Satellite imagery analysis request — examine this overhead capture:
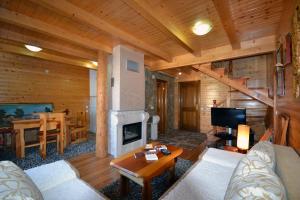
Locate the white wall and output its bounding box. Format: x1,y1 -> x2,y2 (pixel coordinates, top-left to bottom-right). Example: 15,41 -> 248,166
89,55 -> 112,133
89,69 -> 97,133
111,45 -> 145,111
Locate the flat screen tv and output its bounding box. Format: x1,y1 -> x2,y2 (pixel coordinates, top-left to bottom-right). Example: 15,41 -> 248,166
211,107 -> 246,129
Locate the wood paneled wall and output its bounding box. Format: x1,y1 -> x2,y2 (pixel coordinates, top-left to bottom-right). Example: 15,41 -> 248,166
176,72 -> 230,133
276,3 -> 300,152
0,52 -> 89,119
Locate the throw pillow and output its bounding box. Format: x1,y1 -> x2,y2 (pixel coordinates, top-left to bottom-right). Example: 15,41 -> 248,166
247,141 -> 276,170
0,161 -> 44,200
225,157 -> 286,200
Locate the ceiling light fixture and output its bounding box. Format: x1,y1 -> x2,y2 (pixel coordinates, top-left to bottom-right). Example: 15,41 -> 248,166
192,21 -> 212,36
178,72 -> 182,75
91,61 -> 98,66
24,44 -> 42,52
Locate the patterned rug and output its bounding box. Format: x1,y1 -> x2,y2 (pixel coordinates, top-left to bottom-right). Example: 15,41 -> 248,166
100,158 -> 192,200
155,130 -> 207,150
0,137 -> 95,170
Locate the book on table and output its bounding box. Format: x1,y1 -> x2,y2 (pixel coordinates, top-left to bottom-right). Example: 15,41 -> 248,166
134,152 -> 145,159
145,153 -> 158,161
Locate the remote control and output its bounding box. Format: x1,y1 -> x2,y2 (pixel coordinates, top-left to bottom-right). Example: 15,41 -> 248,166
161,149 -> 171,155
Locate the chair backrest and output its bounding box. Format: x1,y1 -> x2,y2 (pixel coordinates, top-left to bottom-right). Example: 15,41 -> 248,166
260,128 -> 273,142
277,114 -> 290,145
39,113 -> 65,133
75,111 -> 87,127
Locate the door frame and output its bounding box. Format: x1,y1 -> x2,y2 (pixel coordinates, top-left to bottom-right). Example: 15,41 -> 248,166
156,79 -> 168,134
179,80 -> 200,132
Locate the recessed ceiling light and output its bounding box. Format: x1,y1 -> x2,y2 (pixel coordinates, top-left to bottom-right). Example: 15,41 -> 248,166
178,72 -> 182,75
192,21 -> 212,36
24,44 -> 42,52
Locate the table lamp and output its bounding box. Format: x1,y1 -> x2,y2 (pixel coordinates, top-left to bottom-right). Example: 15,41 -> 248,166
237,124 -> 250,152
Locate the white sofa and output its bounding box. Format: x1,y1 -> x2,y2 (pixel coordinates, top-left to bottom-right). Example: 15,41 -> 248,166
160,144 -> 300,200
0,160 -> 107,200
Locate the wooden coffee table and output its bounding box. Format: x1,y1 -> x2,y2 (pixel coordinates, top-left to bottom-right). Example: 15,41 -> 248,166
110,144 -> 183,200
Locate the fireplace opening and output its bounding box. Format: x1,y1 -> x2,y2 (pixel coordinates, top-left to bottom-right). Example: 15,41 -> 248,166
122,122 -> 142,145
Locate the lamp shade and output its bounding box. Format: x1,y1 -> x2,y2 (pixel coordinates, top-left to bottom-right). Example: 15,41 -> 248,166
237,124 -> 250,150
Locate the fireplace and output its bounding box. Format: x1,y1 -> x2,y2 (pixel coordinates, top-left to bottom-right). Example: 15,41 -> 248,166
122,122 -> 142,145
109,110 -> 149,157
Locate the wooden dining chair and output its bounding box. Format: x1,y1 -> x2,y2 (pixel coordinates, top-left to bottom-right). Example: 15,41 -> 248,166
39,113 -> 65,159
276,113 -> 290,145
259,128 -> 273,142
69,112 -> 88,144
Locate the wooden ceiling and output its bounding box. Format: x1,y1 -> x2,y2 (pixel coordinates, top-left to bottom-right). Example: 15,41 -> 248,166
0,0 -> 291,70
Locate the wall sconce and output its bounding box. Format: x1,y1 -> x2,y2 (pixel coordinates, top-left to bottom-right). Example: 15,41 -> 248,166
237,124 -> 250,151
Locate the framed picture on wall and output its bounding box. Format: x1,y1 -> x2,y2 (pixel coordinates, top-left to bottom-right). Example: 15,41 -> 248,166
285,33 -> 292,65
276,65 -> 285,96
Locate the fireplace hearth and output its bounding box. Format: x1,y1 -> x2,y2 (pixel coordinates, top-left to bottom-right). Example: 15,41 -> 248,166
123,122 -> 142,145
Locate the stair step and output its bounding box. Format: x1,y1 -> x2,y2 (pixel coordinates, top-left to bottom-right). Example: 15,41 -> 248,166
213,68 -> 225,76
195,64 -> 274,107
231,77 -> 250,86
252,88 -> 269,96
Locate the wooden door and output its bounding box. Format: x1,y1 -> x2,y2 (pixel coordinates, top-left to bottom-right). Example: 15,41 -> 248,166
156,79 -> 167,134
179,81 -> 200,131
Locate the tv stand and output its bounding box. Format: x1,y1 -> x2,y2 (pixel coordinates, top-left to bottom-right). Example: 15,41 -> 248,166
214,132 -> 237,140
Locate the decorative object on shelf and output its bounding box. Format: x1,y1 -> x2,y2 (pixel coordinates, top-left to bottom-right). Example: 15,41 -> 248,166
237,124 -> 250,151
276,44 -> 283,66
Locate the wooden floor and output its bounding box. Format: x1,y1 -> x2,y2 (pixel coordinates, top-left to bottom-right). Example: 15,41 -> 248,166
68,141 -> 206,190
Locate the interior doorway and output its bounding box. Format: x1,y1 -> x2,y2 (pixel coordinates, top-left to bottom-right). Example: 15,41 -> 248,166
156,79 -> 168,134
179,81 -> 200,131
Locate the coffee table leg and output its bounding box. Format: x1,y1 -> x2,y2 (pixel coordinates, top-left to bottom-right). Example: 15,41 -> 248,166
120,175 -> 128,197
169,164 -> 176,183
142,180 -> 152,200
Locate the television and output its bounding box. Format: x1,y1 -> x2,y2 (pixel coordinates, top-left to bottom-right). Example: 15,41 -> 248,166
211,107 -> 246,129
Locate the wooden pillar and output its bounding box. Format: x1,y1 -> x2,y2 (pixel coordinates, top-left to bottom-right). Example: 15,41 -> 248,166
96,51 -> 108,158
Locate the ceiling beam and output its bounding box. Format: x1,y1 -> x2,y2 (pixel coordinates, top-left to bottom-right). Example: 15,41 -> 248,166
0,42 -> 96,69
30,0 -> 172,62
150,36 -> 276,71
122,0 -> 195,54
212,0 -> 240,49
0,8 -> 112,53
0,28 -> 98,61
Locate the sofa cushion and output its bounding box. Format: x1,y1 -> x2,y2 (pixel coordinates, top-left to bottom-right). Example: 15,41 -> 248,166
274,145 -> 300,199
25,160 -> 78,192
201,148 -> 245,168
247,141 -> 276,170
42,178 -> 106,200
161,160 -> 235,200
0,161 -> 44,200
224,156 -> 286,200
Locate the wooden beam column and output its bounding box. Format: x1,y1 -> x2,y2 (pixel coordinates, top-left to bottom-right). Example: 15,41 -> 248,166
96,51 -> 108,158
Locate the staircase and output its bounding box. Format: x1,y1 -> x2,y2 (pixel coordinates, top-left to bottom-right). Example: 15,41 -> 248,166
193,63 -> 274,107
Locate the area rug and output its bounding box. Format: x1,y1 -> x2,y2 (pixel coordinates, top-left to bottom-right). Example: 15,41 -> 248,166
0,137 -> 95,170
100,158 -> 192,200
155,130 -> 207,150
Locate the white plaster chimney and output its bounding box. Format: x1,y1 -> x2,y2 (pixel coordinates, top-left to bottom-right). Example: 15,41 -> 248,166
109,45 -> 149,157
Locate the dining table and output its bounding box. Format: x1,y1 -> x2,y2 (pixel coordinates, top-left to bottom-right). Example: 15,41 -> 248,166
12,116 -> 72,158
